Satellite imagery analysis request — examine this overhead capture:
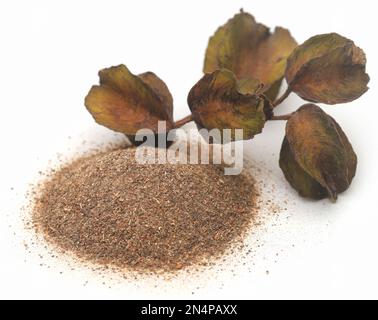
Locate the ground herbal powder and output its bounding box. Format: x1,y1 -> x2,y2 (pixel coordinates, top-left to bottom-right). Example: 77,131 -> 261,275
32,147 -> 258,273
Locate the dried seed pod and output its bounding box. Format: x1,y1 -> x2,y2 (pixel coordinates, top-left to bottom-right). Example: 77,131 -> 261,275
137,71 -> 174,118
85,65 -> 174,135
204,10 -> 297,100
285,33 -> 369,104
187,69 -> 272,142
279,137 -> 328,200
280,104 -> 357,201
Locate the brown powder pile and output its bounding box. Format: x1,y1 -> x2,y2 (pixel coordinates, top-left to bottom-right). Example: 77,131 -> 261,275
32,147 -> 258,273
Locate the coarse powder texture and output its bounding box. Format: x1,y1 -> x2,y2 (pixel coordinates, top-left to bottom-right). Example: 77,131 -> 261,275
32,147 -> 258,273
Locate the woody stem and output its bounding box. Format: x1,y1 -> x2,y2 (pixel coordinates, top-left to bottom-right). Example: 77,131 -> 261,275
272,87 -> 292,108
270,112 -> 294,121
173,114 -> 194,128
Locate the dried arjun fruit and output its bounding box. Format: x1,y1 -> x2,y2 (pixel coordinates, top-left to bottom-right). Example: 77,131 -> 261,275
85,65 -> 174,135
81,11 -> 368,203
280,137 -> 328,200
285,33 -> 369,104
280,104 -> 357,201
204,10 -> 297,100
188,69 -> 271,141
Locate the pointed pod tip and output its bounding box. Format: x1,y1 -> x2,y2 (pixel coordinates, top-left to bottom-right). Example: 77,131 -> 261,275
326,186 -> 338,203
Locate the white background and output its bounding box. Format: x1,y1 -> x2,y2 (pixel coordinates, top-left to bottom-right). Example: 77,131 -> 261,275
0,0 -> 377,299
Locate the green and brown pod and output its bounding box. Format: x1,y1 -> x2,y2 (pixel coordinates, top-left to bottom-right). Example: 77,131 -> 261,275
279,104 -> 357,201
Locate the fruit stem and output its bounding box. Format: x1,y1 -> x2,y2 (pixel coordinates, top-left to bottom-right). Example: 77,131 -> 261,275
270,112 -> 294,121
272,87 -> 292,108
173,114 -> 194,128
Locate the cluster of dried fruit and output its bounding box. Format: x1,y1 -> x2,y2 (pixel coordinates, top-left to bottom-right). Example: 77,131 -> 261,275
85,10 -> 369,202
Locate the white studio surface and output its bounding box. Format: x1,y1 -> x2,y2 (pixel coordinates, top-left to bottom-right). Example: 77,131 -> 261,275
0,0 -> 377,299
